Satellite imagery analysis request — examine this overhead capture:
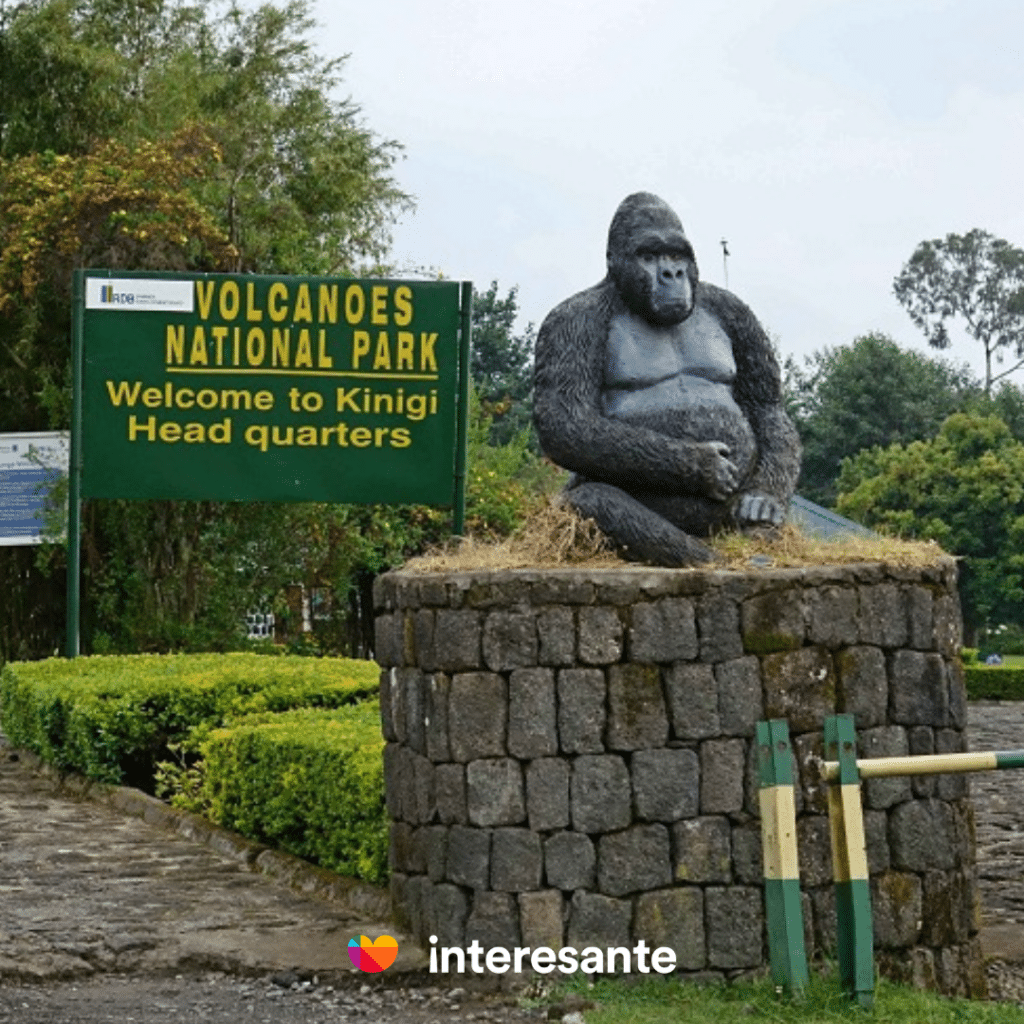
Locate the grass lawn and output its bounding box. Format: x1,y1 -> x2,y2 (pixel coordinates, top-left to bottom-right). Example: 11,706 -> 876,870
542,971 -> 1024,1024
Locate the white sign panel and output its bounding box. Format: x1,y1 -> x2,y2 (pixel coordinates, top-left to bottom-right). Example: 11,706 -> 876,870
0,432 -> 69,546
85,277 -> 194,312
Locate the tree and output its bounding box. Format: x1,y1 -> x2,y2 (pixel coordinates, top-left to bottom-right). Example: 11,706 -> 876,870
471,282 -> 535,446
787,333 -> 978,507
836,413 -> 1024,643
893,229 -> 1024,396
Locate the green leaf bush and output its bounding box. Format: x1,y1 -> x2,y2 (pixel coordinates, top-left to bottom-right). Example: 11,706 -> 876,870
0,653 -> 379,789
964,664 -> 1024,701
198,704 -> 387,884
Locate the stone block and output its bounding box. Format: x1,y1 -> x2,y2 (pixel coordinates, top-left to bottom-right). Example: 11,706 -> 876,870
566,891 -> 631,951
665,663 -> 719,740
606,663 -> 668,750
519,890 -> 564,950
410,752 -> 435,824
872,872 -> 922,949
597,824 -> 672,896
448,672 -> 507,761
906,585 -> 935,649
389,821 -> 418,873
699,739 -> 745,816
557,668 -> 606,754
632,747 -> 699,822
425,672 -> 451,762
909,725 -> 936,798
715,656 -> 763,736
404,874 -> 431,940
434,609 -> 482,671
571,755 -> 631,833
730,823 -> 762,885
836,645 -> 888,728
805,585 -> 859,648
795,815 -> 833,888
697,591 -> 743,662
947,659 -> 968,728
865,809 -> 891,874
705,887 -> 763,968
890,650 -> 949,727
526,758 -> 570,832
936,729 -> 969,800
429,883 -> 469,947
383,742 -> 404,819
634,888 -> 706,970
741,588 -> 805,654
860,726 -> 911,809
467,758 -> 526,827
447,824 -> 490,889
537,606 -> 576,666
922,870 -> 975,946
890,799 -> 958,872
374,612 -> 401,670
483,610 -> 538,671
673,816 -> 731,883
762,646 -> 836,733
491,828 -> 543,892
577,606 -> 623,664
859,583 -> 908,647
544,831 -> 596,890
434,763 -> 467,824
508,668 -> 557,759
466,891 -> 520,950
414,609 -> 437,671
933,591 -> 963,655
629,598 -> 697,662
425,825 -> 448,882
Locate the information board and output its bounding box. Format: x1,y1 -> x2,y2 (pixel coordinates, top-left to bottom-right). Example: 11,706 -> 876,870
0,432 -> 69,546
76,271 -> 469,505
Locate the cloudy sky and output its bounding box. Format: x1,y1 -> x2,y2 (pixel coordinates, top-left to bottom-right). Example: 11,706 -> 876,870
309,0 -> 1024,380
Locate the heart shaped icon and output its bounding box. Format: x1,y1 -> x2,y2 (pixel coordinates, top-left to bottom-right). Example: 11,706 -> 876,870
348,934 -> 399,973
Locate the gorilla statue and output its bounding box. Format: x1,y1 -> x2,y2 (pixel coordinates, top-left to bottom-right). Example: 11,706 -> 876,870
533,192 -> 801,566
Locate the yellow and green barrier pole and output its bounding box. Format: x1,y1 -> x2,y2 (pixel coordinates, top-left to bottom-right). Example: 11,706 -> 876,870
824,714 -> 874,1010
818,747 -> 1024,781
757,719 -> 809,997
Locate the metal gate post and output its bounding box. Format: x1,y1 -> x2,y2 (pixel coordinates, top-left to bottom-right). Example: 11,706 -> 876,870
757,719 -> 809,997
824,714 -> 874,1009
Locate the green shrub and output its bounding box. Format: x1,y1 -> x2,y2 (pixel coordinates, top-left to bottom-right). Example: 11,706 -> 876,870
961,647 -> 979,665
0,653 -> 379,789
198,704 -> 387,884
964,664 -> 1024,701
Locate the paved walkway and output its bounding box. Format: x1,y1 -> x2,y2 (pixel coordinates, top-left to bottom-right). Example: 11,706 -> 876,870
966,701 -> 1024,964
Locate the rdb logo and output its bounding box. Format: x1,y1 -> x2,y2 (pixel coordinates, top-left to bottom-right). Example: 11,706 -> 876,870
101,286 -> 136,305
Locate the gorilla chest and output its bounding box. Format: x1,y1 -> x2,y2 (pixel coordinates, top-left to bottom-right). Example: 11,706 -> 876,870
602,307 -> 739,421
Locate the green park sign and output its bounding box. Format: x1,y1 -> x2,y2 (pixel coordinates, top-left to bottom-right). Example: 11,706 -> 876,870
74,270 -> 470,505
67,269 -> 472,654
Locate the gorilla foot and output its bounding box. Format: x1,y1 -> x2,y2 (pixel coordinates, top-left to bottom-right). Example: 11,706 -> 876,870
563,483 -> 718,568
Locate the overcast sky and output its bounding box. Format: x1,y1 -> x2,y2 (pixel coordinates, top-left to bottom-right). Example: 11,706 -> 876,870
308,0 -> 1024,381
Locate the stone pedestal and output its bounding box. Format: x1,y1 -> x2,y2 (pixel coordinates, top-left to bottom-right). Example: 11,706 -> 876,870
373,559 -> 983,995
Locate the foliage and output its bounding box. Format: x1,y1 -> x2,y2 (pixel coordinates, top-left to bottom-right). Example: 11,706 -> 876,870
963,664 -> 1024,701
553,970 -> 1023,1023
471,281 -> 535,446
786,333 -> 978,507
894,228 -> 1024,396
836,414 -> 1024,641
0,652 -> 378,787
189,703 -> 387,884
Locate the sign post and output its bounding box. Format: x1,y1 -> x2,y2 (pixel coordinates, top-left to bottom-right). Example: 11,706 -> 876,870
68,269 -> 471,656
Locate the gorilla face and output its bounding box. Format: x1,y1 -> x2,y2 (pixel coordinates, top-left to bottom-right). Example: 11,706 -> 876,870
607,193 -> 698,327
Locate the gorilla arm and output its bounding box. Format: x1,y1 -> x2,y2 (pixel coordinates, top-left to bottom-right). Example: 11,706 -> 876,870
533,281 -> 738,500
701,284 -> 801,525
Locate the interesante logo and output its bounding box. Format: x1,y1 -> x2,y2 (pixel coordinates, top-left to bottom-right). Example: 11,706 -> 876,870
348,934 -> 399,973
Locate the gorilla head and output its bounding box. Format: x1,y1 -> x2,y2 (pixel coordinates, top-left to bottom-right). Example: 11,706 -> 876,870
606,192 -> 698,327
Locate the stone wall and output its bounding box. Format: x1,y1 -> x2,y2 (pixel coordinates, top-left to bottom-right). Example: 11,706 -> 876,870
373,559 -> 983,995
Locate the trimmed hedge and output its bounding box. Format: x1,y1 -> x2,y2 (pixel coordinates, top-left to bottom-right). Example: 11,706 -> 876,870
0,653 -> 379,789
964,664 -> 1024,701
198,704 -> 387,885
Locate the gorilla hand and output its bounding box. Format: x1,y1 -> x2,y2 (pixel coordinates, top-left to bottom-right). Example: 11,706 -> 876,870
696,441 -> 739,501
736,492 -> 785,528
